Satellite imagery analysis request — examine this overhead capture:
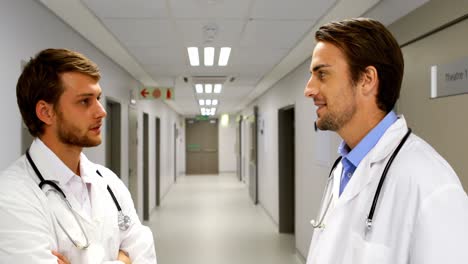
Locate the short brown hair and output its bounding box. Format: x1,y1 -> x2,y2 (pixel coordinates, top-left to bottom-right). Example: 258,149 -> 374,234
315,18 -> 404,112
17,48 -> 101,137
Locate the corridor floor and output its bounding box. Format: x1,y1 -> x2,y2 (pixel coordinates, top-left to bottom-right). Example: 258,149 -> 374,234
146,173 -> 302,264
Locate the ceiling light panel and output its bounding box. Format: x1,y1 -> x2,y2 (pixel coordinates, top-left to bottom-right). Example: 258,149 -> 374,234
204,47 -> 214,66
187,47 -> 199,66
218,47 -> 231,66
214,84 -> 222,93
205,84 -> 213,93
195,84 -> 203,93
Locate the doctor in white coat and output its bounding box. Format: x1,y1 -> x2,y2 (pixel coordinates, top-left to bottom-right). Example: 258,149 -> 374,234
304,18 -> 468,264
0,48 -> 157,263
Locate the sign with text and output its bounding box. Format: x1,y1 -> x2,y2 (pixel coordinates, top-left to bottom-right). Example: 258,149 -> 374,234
139,87 -> 174,100
431,57 -> 468,98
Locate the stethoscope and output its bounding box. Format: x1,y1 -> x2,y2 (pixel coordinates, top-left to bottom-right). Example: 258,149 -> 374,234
25,149 -> 131,249
311,128 -> 412,231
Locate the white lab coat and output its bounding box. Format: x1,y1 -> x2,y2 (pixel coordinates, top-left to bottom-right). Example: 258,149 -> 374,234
306,116 -> 468,264
0,139 -> 157,264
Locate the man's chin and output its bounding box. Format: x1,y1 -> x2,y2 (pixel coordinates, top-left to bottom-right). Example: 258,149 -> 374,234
80,137 -> 102,148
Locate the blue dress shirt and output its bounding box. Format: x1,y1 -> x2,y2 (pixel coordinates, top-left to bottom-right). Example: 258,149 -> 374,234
338,111 -> 398,196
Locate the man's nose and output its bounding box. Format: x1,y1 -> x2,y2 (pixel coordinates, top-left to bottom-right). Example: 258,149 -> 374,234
304,76 -> 319,98
95,100 -> 107,119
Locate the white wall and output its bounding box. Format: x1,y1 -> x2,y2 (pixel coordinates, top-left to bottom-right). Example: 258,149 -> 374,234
218,114 -> 237,173
0,0 -> 182,218
138,100 -> 184,212
389,0 -> 468,190
241,60 -> 341,257
240,0 -> 468,259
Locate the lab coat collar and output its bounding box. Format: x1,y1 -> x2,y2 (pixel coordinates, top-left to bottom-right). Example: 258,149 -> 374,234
335,115 -> 409,203
28,138 -> 98,223
28,138 -> 76,185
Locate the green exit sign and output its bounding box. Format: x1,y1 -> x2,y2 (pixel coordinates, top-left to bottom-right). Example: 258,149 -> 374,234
195,115 -> 209,121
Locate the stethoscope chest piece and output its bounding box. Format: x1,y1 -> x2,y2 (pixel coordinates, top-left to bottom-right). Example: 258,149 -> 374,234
118,212 -> 131,231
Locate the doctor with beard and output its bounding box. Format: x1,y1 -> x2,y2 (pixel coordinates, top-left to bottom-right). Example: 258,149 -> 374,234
0,48 -> 156,264
304,18 -> 468,264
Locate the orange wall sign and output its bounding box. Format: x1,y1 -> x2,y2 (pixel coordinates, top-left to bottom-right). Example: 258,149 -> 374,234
139,87 -> 174,100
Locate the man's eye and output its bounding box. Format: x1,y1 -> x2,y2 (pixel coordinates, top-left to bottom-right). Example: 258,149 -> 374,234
80,99 -> 89,105
318,71 -> 326,80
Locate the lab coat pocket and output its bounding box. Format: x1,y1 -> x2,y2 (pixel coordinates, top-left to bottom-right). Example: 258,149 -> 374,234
349,232 -> 390,264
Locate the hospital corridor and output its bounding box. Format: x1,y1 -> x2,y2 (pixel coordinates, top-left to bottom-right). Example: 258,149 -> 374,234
0,0 -> 468,263
146,174 -> 300,264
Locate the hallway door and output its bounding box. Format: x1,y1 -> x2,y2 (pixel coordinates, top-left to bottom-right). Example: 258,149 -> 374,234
236,116 -> 242,181
105,99 -> 121,177
278,106 -> 295,233
155,117 -> 161,206
186,119 -> 219,175
128,105 -> 139,212
249,106 -> 259,204
143,113 -> 149,221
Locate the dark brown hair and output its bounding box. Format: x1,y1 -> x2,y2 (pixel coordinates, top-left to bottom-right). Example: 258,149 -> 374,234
17,48 -> 101,136
315,18 -> 404,112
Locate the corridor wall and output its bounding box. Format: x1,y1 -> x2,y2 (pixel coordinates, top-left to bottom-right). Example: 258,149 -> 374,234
241,0 -> 468,259
0,0 -> 183,219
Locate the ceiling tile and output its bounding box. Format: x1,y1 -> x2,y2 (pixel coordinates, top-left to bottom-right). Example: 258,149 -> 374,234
103,18 -> 178,47
251,0 -> 336,20
82,0 -> 168,18
129,47 -> 186,65
176,19 -> 244,46
240,19 -> 312,49
169,0 -> 251,19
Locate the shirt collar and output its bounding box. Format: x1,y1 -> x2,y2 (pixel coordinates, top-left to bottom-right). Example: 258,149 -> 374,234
338,111 -> 398,168
28,138 -> 89,186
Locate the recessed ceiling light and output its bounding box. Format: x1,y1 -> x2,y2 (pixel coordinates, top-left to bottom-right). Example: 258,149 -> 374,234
218,47 -> 231,66
214,84 -> 222,93
187,47 -> 199,66
212,99 -> 218,105
204,47 -> 214,66
199,99 -> 205,106
206,99 -> 212,106
205,84 -> 213,93
195,84 -> 203,93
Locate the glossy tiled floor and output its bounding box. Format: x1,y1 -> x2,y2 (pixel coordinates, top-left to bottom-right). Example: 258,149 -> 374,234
146,173 -> 303,264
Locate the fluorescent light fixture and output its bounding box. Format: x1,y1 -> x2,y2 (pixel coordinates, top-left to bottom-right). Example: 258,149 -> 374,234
199,99 -> 205,106
221,114 -> 229,127
214,84 -> 222,93
212,99 -> 218,105
201,108 -> 207,115
187,47 -> 199,66
195,84 -> 203,93
204,47 -> 214,66
205,84 -> 213,93
211,107 -> 216,114
206,99 -> 212,106
218,47 -> 231,66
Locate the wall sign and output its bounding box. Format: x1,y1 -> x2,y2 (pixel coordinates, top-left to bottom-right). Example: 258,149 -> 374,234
431,57 -> 468,98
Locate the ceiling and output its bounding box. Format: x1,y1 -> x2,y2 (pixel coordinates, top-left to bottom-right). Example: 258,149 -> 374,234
39,0 -> 429,117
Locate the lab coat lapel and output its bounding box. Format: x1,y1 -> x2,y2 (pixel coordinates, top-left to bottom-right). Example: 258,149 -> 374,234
334,117 -> 409,205
28,139 -> 94,224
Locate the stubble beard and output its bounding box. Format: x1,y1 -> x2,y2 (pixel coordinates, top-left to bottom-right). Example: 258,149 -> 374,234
316,99 -> 357,132
56,111 -> 101,148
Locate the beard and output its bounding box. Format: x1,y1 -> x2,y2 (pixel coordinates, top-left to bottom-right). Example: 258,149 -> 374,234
316,99 -> 357,131
56,111 -> 101,147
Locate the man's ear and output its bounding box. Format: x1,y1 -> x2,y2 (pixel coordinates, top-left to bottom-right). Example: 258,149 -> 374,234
359,66 -> 379,97
35,100 -> 55,125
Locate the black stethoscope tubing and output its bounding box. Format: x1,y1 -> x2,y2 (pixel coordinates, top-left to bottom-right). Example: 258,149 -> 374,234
25,149 -> 124,219
329,128 -> 412,230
